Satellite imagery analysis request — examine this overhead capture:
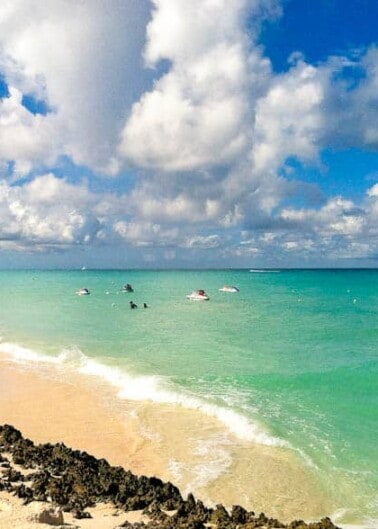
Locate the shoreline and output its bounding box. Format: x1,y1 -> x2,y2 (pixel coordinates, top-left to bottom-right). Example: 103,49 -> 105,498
0,423 -> 343,529
0,360 -> 164,479
0,357 -> 336,524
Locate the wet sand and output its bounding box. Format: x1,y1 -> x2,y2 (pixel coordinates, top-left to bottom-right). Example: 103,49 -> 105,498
0,358 -> 334,523
133,402 -> 334,520
0,360 -> 163,478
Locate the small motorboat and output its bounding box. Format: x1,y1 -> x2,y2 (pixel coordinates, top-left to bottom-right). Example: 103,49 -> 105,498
219,285 -> 239,293
76,287 -> 90,296
186,289 -> 210,301
121,283 -> 134,292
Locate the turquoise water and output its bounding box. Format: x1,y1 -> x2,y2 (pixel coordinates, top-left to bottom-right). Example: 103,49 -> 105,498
0,269 -> 377,525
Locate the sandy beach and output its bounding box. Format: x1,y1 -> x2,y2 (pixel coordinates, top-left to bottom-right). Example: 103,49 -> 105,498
0,493 -> 150,529
0,359 -> 163,477
0,357 -> 338,529
0,0 -> 377,523
0,360 -> 165,528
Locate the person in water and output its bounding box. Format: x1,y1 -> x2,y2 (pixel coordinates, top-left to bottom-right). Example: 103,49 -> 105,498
143,303 -> 148,308
130,301 -> 137,309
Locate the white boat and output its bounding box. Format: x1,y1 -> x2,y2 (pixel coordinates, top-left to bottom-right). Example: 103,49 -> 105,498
76,287 -> 90,296
186,289 -> 210,301
219,285 -> 239,293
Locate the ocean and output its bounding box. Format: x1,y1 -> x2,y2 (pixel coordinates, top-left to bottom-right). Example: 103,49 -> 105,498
0,269 -> 377,527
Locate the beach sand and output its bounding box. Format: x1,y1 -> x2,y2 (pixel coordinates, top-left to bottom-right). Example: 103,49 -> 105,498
0,360 -> 164,528
0,359 -> 169,478
0,493 -> 149,529
0,358 -> 335,526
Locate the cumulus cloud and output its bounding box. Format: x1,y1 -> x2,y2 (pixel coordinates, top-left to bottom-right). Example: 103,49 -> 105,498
322,46 -> 378,150
120,0 -> 273,171
280,197 -> 366,237
0,172 -> 215,255
119,1 -> 371,239
0,1 -> 377,265
252,60 -> 325,174
114,220 -> 179,247
257,194 -> 375,261
0,0 -> 151,174
183,234 -> 222,249
0,87 -> 59,177
0,174 -> 102,249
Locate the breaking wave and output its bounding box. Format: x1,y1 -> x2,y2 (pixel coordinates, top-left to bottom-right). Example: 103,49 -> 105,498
0,340 -> 287,448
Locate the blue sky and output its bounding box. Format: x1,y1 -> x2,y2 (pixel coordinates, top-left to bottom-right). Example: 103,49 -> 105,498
0,0 -> 377,268
263,0 -> 378,71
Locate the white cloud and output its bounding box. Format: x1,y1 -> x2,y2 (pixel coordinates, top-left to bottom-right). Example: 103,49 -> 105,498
0,2 -> 377,265
250,46 -> 376,165
367,183 -> 378,198
0,0 -> 151,174
183,235 -> 222,249
129,185 -> 223,224
114,220 -> 179,247
252,60 -> 325,174
119,0 -> 272,171
0,87 -> 59,177
280,197 -> 366,237
234,245 -> 260,256
0,174 -> 100,248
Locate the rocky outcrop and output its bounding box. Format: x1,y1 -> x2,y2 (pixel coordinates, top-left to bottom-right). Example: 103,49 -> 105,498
27,505 -> 64,526
0,424 -> 342,529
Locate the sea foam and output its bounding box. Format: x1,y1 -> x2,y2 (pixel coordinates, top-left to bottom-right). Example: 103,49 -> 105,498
0,340 -> 286,448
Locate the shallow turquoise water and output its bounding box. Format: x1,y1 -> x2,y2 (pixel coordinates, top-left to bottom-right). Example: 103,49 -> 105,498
0,269 -> 377,525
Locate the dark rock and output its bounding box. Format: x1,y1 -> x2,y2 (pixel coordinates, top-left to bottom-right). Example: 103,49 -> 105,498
0,424 -> 23,445
160,496 -> 182,511
194,499 -> 211,522
257,512 -> 269,524
308,518 -> 341,529
0,424 -> 341,529
288,521 -> 308,529
143,499 -> 162,516
267,518 -> 286,528
14,483 -> 34,504
210,504 -> 230,527
231,504 -> 248,524
142,499 -> 168,523
118,521 -> 147,528
186,493 -> 196,510
73,509 -> 92,519
4,467 -> 24,482
169,496 -> 210,529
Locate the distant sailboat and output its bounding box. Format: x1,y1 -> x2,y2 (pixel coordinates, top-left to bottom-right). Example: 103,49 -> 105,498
81,266 -> 86,271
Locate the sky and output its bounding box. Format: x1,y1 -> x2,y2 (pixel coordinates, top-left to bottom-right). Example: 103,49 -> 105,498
0,0 -> 377,269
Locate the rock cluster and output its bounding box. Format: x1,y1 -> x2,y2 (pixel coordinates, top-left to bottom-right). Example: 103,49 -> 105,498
0,424 -> 341,529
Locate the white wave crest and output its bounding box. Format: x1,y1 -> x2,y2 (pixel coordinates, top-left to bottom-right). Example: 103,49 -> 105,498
0,342 -> 59,364
0,340 -> 287,448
